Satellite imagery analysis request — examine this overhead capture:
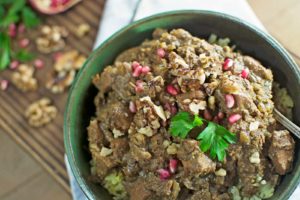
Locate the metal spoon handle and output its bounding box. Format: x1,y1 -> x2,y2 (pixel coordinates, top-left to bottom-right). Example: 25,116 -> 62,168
274,108 -> 300,139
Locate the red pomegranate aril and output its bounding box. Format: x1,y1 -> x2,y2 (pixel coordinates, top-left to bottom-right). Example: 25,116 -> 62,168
0,80 -> 9,91
217,112 -> 225,119
8,24 -> 17,37
19,38 -> 30,48
132,65 -> 143,77
166,84 -> 178,96
241,69 -> 249,79
34,59 -> 44,69
223,58 -> 234,71
157,48 -> 166,58
141,66 -> 151,74
61,0 -> 70,4
129,101 -> 137,113
170,105 -> 178,115
213,116 -> 219,123
131,61 -> 140,70
204,109 -> 212,121
51,0 -> 69,7
169,159 -> 178,173
157,169 -> 171,180
228,114 -> 242,124
53,52 -> 63,61
10,60 -> 19,70
225,94 -> 235,108
18,24 -> 26,34
135,80 -> 144,93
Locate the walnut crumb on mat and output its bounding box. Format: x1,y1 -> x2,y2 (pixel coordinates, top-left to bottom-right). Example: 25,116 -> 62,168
25,98 -> 57,127
11,64 -> 38,92
46,50 -> 86,93
36,25 -> 68,53
76,23 -> 91,38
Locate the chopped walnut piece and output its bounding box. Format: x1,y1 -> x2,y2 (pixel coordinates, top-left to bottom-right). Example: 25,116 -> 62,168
36,25 -> 68,53
100,147 -> 113,157
189,100 -> 207,115
11,64 -> 38,92
76,23 -> 91,38
25,98 -> 57,127
140,96 -> 166,121
46,50 -> 87,93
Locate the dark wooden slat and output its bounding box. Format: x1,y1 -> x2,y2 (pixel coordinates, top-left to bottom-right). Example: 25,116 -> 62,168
0,0 -> 106,192
4,88 -> 65,151
0,95 -> 65,170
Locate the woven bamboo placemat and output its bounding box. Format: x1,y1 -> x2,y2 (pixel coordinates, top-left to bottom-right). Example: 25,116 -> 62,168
0,0 -> 106,193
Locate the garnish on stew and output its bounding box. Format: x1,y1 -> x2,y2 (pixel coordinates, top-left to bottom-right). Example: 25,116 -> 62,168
169,111 -> 236,162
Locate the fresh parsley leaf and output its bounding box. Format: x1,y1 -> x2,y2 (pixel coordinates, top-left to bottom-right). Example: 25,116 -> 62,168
170,112 -> 194,138
0,0 -> 25,27
169,112 -> 204,139
0,0 -> 14,5
0,32 -> 11,70
22,6 -> 40,28
193,115 -> 203,127
169,111 -> 237,162
0,14 -> 19,27
197,121 -> 216,152
12,49 -> 35,62
0,5 -> 4,18
7,0 -> 25,15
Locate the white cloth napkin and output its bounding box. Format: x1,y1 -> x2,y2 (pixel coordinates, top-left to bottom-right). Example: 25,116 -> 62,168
67,0 -> 300,199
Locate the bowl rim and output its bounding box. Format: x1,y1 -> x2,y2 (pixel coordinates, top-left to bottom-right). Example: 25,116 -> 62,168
64,10 -> 300,200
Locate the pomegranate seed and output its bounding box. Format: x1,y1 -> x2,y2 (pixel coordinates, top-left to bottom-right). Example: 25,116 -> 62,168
8,24 -> 17,37
241,68 -> 249,79
223,58 -> 234,71
166,84 -> 178,96
170,105 -> 178,115
34,59 -> 44,69
18,24 -> 26,34
19,38 -> 30,48
53,52 -> 63,61
213,116 -> 219,123
10,60 -> 19,70
217,112 -> 224,119
157,48 -> 166,58
61,0 -> 70,5
164,103 -> 171,111
165,103 -> 178,116
129,101 -> 136,113
228,114 -> 242,124
132,65 -> 143,77
225,94 -> 235,108
1,80 -> 9,91
131,61 -> 140,70
157,169 -> 171,180
135,80 -> 144,93
203,109 -> 212,121
141,66 -> 151,74
51,0 -> 61,7
169,159 -> 178,173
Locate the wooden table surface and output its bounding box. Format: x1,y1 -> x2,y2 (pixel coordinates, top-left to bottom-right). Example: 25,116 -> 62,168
0,0 -> 299,197
0,0 -> 106,193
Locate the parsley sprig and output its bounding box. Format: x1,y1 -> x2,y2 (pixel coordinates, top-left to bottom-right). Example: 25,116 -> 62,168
0,0 -> 40,70
169,111 -> 236,162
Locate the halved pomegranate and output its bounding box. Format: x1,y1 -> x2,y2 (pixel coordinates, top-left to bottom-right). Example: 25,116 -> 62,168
29,0 -> 82,15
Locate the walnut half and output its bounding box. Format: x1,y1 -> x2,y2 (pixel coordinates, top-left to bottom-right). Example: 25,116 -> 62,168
11,64 -> 38,92
46,50 -> 86,93
25,98 -> 57,127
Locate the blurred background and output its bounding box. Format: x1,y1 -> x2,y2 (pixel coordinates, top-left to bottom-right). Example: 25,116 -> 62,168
0,0 -> 299,200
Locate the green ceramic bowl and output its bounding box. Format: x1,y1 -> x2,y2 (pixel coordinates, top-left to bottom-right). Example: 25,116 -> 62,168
64,10 -> 300,200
